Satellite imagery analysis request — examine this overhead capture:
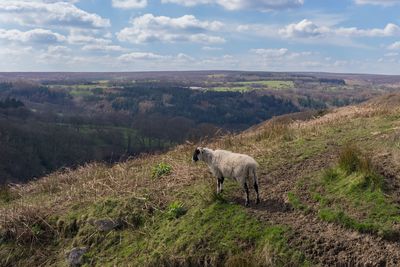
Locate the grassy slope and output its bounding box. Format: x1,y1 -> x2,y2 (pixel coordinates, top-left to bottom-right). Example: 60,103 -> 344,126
1,95 -> 400,266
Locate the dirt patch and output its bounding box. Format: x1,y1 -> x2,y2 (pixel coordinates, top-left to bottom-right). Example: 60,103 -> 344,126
373,151 -> 400,202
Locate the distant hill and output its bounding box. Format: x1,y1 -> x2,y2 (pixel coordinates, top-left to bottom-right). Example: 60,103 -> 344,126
2,93 -> 400,266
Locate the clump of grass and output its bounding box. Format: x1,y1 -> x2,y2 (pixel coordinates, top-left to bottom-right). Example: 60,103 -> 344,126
255,122 -> 294,142
151,162 -> 172,179
166,201 -> 187,219
338,144 -> 376,174
338,144 -> 361,174
337,144 -> 383,191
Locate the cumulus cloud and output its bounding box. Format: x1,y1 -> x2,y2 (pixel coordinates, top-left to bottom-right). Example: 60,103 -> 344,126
279,19 -> 400,39
112,0 -> 147,9
279,19 -> 328,38
161,0 -> 304,10
355,0 -> 400,6
0,28 -> 66,43
117,14 -> 225,44
0,1 -> 110,28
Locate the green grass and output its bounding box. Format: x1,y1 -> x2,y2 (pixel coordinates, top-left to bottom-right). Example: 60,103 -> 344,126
211,86 -> 253,92
70,89 -> 94,97
208,80 -> 294,93
1,181 -> 310,266
151,162 -> 172,179
318,208 -> 378,234
311,147 -> 400,239
287,192 -> 310,213
237,80 -> 294,89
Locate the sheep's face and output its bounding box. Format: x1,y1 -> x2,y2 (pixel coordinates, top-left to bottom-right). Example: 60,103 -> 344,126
192,147 -> 203,162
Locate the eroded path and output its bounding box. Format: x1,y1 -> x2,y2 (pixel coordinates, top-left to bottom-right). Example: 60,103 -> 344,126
244,150 -> 400,266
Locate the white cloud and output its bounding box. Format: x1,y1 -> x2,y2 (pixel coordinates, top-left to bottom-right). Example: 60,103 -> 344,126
335,23 -> 400,37
47,45 -> 71,54
0,1 -> 110,28
279,19 -> 328,38
388,41 -> 400,50
0,28 -> 66,43
67,30 -> 112,45
355,0 -> 400,6
119,52 -> 167,61
251,48 -> 289,57
112,0 -> 147,9
279,19 -> 400,39
161,0 -> 304,10
117,14 -> 225,44
82,44 -> 128,52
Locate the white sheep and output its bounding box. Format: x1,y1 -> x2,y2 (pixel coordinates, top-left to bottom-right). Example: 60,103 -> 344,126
192,147 -> 260,206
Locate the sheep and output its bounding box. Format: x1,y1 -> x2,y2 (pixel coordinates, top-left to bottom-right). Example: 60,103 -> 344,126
192,147 -> 260,206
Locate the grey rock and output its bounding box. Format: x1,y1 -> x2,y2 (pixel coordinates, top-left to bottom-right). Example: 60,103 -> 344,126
67,247 -> 87,267
91,218 -> 120,232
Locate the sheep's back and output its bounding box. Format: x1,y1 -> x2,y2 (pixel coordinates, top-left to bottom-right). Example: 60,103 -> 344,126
213,150 -> 258,179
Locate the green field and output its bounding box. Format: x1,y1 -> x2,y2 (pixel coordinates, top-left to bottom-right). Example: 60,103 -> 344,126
208,80 -> 294,92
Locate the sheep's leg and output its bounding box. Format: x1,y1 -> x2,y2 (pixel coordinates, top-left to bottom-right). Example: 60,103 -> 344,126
254,181 -> 260,204
251,169 -> 260,204
244,182 -> 250,206
218,176 -> 224,193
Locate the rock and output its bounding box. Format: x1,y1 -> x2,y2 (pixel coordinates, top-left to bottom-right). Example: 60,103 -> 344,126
67,247 -> 87,267
91,218 -> 120,232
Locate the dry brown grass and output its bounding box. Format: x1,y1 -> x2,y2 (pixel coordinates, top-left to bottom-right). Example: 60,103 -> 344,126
0,144 -> 210,245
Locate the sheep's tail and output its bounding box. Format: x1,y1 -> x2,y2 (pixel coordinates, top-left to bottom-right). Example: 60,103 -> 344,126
248,166 -> 258,186
252,168 -> 259,187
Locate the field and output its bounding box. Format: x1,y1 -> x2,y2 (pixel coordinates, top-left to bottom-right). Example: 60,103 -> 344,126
2,94 -> 400,266
208,80 -> 295,92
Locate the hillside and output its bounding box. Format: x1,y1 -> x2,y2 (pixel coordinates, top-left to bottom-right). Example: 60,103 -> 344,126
1,94 -> 400,266
1,71 -> 398,183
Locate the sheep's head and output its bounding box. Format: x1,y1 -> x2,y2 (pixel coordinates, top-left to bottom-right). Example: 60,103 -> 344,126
192,147 -> 203,162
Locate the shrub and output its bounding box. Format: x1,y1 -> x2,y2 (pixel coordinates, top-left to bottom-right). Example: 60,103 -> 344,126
166,201 -> 187,219
152,163 -> 172,179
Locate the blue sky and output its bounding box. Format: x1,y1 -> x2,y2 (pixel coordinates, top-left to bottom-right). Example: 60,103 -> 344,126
1,0 -> 400,74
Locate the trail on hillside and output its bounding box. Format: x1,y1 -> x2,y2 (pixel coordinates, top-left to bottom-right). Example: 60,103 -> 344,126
244,150 -> 400,267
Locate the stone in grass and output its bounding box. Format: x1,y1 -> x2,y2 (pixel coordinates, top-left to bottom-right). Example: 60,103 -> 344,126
89,218 -> 121,232
67,247 -> 87,267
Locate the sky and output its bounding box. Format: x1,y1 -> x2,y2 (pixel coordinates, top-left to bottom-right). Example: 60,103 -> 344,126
0,0 -> 400,74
